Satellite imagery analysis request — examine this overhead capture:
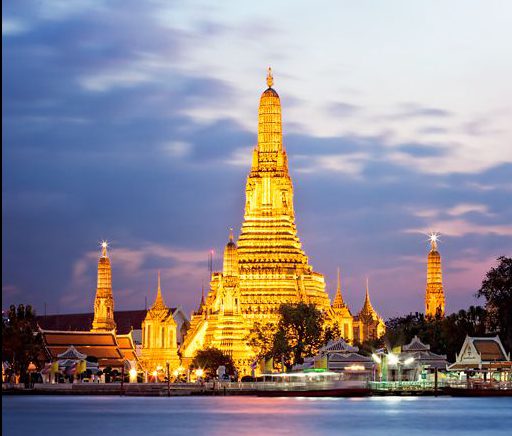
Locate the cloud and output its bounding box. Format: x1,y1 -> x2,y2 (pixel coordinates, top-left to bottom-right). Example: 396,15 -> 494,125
406,219 -> 512,237
295,153 -> 369,177
68,243 -> 209,311
2,284 -> 21,298
389,103 -> 452,120
446,203 -> 492,217
2,18 -> 30,36
327,102 -> 360,117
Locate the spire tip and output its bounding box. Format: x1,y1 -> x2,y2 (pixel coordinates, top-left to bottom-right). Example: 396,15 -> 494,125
266,66 -> 273,88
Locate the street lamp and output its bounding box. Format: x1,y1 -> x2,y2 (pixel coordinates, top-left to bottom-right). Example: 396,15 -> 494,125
129,368 -> 137,383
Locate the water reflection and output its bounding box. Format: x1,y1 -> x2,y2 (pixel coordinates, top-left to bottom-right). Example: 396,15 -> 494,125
3,396 -> 512,436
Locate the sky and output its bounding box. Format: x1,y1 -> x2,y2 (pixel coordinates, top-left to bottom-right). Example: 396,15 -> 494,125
3,0 -> 512,320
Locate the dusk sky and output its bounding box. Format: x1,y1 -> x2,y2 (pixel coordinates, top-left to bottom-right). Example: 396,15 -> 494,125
3,0 -> 512,320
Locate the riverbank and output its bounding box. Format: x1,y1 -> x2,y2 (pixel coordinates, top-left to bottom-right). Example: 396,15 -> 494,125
3,382 -> 511,397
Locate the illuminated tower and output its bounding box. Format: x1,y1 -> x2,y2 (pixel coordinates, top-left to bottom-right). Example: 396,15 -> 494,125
141,272 -> 180,372
425,233 -> 445,318
353,279 -> 385,342
91,242 -> 116,332
237,67 -> 331,312
181,69 -> 332,371
331,268 -> 353,342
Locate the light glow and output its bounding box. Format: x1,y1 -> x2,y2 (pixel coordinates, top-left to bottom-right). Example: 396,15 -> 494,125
371,353 -> 382,364
428,232 -> 441,246
404,357 -> 415,365
388,354 -> 399,365
345,364 -> 365,371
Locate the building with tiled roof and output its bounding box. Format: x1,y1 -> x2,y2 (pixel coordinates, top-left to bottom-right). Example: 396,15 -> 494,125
40,329 -> 138,369
296,338 -> 375,379
448,336 -> 511,372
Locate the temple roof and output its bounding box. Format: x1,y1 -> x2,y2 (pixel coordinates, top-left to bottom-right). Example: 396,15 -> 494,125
40,330 -> 125,363
320,337 -> 359,354
402,335 -> 431,352
358,279 -> 381,321
57,345 -> 87,360
36,309 -> 178,333
150,271 -> 168,312
332,268 -> 349,310
473,339 -> 508,361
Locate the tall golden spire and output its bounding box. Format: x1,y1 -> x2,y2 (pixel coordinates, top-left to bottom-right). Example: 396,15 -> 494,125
223,228 -> 239,277
152,270 -> 167,310
425,233 -> 445,318
360,278 -> 377,318
256,67 -> 284,161
266,66 -> 274,88
332,267 -> 346,309
181,69 -> 334,372
91,241 -> 116,332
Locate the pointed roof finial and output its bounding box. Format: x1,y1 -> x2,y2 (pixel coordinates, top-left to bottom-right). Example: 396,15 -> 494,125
429,232 -> 440,251
266,66 -> 273,88
229,227 -> 234,242
360,277 -> 377,318
100,240 -> 109,258
152,270 -> 167,310
332,267 -> 346,309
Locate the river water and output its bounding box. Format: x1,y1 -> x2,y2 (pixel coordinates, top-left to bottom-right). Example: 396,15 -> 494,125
3,395 -> 512,435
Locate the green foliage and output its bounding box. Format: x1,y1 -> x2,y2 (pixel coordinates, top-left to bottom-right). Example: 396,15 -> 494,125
384,306 -> 487,361
247,322 -> 278,361
476,256 -> 512,350
191,347 -> 236,378
2,304 -> 45,384
247,303 -> 336,371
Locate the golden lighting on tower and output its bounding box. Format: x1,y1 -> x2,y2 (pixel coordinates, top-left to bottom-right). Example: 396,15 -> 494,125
425,232 -> 445,318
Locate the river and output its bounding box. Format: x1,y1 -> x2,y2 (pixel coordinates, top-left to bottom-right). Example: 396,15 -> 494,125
3,395 -> 512,435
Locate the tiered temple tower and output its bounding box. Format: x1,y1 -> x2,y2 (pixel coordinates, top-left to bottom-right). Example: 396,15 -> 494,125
353,279 -> 385,342
141,272 -> 180,372
91,242 -> 116,332
331,268 -> 353,342
425,234 -> 445,318
181,69 -> 332,371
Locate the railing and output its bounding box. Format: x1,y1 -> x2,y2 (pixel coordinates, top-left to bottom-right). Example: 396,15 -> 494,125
368,381 -> 445,391
445,381 -> 512,390
205,380 -> 367,391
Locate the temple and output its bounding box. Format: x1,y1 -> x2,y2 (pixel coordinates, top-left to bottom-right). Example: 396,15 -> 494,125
37,70 -> 387,377
425,233 -> 445,318
352,279 -> 385,342
331,268 -> 353,342
181,69 -> 384,371
140,272 -> 180,372
91,242 -> 116,332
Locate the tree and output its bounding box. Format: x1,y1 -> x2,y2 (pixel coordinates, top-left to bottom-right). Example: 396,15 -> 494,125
383,307 -> 488,361
247,304 -> 343,371
246,322 -> 277,361
272,303 -> 326,370
477,256 -> 512,350
2,304 -> 45,385
191,347 -> 236,379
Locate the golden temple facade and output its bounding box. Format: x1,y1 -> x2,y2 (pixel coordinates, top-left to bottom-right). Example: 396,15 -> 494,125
425,234 -> 445,318
181,69 -> 384,371
140,272 -> 180,372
